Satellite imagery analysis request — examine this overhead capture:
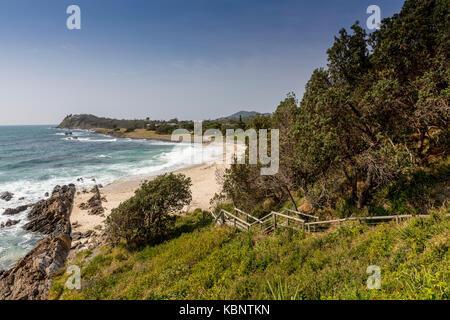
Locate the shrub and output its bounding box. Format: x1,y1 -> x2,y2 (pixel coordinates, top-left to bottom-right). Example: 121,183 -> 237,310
106,173 -> 192,247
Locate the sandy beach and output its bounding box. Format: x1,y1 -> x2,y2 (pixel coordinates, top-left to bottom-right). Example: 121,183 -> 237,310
70,141 -> 243,235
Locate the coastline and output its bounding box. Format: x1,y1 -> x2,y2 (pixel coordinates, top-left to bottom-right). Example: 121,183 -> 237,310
67,137 -> 244,256
70,159 -> 225,234
0,127 -> 239,299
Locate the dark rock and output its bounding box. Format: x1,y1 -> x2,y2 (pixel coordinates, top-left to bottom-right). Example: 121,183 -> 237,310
44,192 -> 49,197
3,204 -> 32,216
1,192 -> 14,202
86,185 -> 104,215
18,197 -> 25,201
72,232 -> 82,241
24,184 -> 75,236
78,202 -> 87,210
0,184 -> 75,300
83,230 -> 93,238
0,219 -> 21,228
88,206 -> 105,216
0,235 -> 71,300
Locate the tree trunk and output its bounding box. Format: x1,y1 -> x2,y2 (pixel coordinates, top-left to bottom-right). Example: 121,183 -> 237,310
285,186 -> 298,211
343,166 -> 358,205
351,168 -> 358,204
357,168 -> 373,209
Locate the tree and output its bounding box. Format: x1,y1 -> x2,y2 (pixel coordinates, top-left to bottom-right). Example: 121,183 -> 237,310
106,174 -> 192,247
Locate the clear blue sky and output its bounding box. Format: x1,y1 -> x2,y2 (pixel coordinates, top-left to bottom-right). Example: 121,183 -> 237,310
0,0 -> 405,125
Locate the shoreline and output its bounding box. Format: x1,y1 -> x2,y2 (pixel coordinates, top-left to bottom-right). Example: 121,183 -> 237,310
1,127 -> 244,274
70,159 -> 225,234
67,138 -> 244,256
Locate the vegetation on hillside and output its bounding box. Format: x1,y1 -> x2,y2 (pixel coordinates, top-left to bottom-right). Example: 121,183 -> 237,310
58,111 -> 266,135
51,0 -> 449,301
217,0 -> 449,217
51,206 -> 449,300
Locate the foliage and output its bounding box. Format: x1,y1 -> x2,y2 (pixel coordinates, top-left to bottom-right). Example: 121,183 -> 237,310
105,174 -> 192,247
219,0 -> 449,213
52,206 -> 449,300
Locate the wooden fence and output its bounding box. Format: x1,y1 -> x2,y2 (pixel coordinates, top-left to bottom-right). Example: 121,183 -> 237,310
210,208 -> 448,234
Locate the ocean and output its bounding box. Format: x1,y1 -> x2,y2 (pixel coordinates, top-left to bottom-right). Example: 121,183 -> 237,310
0,125 -> 221,270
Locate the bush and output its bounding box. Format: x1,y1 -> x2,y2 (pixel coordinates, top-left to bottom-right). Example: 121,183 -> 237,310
106,173 -> 192,247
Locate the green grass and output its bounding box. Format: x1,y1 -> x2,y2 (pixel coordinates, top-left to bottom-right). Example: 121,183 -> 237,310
50,207 -> 449,300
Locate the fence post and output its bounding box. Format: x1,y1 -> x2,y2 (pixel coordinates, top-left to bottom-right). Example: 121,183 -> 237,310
273,214 -> 277,229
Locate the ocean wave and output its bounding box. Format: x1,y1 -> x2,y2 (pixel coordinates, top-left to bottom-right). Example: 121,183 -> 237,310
62,137 -> 117,142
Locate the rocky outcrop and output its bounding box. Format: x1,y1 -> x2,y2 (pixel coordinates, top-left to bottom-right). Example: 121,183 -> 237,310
23,185 -> 75,236
0,184 -> 75,300
0,235 -> 71,300
79,185 -> 104,215
0,192 -> 14,202
0,219 -> 20,228
3,204 -> 32,216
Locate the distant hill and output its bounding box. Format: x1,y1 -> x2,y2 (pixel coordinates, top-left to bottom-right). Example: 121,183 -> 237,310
57,114 -> 150,130
220,111 -> 270,120
58,111 -> 270,130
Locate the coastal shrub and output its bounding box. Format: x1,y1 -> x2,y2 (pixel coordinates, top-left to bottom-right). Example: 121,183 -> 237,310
52,205 -> 449,300
105,173 -> 192,247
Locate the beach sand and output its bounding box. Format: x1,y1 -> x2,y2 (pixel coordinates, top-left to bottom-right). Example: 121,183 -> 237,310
70,148 -> 232,234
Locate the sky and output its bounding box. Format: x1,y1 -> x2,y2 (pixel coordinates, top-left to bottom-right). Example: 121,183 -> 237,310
0,0 -> 405,125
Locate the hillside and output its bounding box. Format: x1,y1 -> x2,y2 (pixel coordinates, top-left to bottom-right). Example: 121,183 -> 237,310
57,114 -> 151,130
220,111 -> 270,120
57,111 -> 266,131
50,206 -> 449,300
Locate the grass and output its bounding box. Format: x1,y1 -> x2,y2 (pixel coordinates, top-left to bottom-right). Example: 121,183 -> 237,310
95,128 -> 173,141
50,206 -> 449,300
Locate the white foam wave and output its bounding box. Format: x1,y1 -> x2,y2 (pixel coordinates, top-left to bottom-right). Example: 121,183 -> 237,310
62,137 -> 117,142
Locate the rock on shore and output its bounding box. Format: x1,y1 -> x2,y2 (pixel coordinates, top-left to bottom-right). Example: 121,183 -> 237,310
3,204 -> 33,216
0,192 -> 14,202
0,219 -> 20,228
79,185 -> 105,216
0,184 -> 75,300
23,185 -> 75,236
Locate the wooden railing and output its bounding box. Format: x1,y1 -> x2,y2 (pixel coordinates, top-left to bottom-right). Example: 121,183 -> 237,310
211,208 -> 262,231
210,208 -> 309,233
303,214 -> 450,233
210,207 -> 449,234
281,208 -> 319,221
